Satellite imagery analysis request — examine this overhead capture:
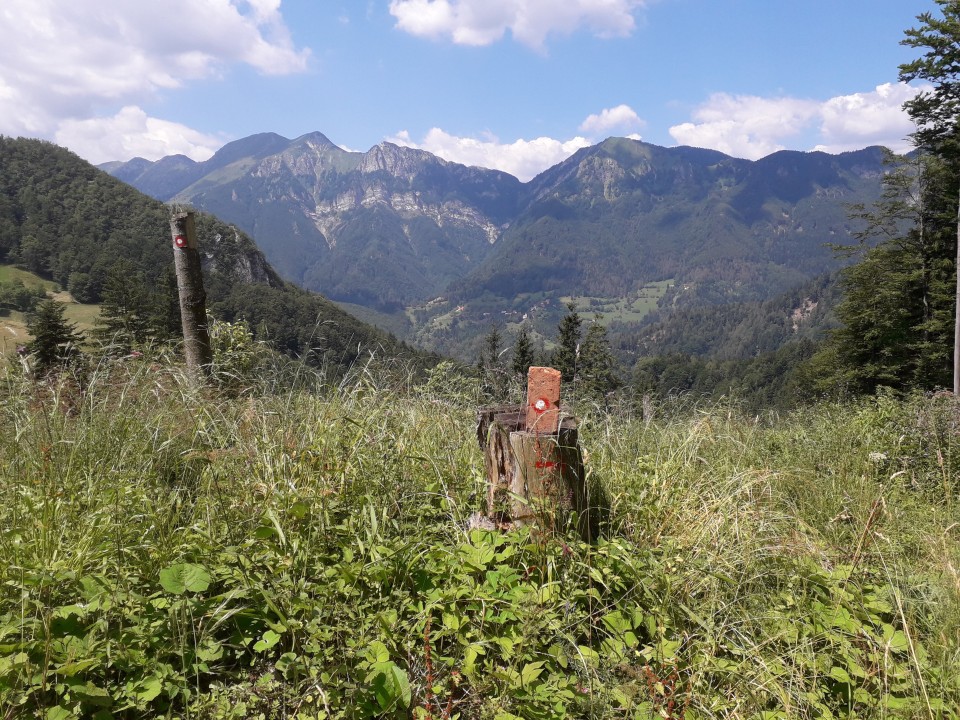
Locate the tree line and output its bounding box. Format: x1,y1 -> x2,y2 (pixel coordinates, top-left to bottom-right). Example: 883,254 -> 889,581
477,301 -> 618,406
806,0 -> 960,397
0,136 -> 427,378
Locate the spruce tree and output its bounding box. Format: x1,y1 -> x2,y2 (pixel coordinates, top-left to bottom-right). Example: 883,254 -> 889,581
900,1 -> 960,391
552,302 -> 581,384
512,323 -> 535,380
812,150 -> 955,393
479,324 -> 508,402
579,315 -> 618,401
26,299 -> 84,375
96,260 -> 155,352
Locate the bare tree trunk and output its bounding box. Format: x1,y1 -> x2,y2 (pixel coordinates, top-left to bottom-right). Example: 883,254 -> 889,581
955,185 -> 960,394
170,211 -> 212,379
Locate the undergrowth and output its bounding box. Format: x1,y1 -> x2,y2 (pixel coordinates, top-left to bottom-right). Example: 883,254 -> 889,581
1,357 -> 959,718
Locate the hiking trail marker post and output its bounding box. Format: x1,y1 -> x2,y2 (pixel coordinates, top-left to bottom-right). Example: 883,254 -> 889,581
477,366 -> 588,536
169,210 -> 212,379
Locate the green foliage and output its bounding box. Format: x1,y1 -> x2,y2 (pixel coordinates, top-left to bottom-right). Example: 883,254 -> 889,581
0,279 -> 45,313
579,315 -> 618,402
478,324 -> 510,403
511,323 -> 535,381
633,340 -> 821,412
811,151 -> 956,395
0,136 -> 426,377
552,302 -> 581,384
208,316 -> 264,392
26,299 -> 84,375
900,0 -> 960,154
95,259 -> 175,353
1,358 -> 959,718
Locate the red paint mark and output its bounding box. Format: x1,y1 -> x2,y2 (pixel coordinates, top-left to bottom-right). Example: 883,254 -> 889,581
174,235 -> 187,248
535,460 -> 566,471
531,397 -> 550,415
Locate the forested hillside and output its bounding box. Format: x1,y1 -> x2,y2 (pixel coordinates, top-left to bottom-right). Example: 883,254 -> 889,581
103,135 -> 887,366
0,136 -> 425,372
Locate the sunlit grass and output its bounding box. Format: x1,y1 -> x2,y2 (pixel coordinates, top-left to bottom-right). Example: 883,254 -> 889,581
1,358 -> 958,717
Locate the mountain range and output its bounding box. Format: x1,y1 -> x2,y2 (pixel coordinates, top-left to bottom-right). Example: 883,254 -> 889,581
1,136 -> 423,372
102,133 -> 889,358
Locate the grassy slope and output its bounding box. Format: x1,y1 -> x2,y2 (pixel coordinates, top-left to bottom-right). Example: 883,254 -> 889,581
0,360 -> 958,718
0,263 -> 101,354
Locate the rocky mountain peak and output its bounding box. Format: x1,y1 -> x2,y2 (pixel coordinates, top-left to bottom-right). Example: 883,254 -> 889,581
360,142 -> 443,181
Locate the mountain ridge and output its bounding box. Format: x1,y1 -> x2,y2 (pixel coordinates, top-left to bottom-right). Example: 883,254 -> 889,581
102,133 -> 889,357
1,136 -> 423,371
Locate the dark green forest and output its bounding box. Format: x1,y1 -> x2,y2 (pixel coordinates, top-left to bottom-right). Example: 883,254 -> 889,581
0,136 -> 426,373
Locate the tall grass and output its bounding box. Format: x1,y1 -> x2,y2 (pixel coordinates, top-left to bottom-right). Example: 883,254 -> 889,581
1,357 -> 958,718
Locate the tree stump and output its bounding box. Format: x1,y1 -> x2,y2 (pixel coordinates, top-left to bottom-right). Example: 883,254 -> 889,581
476,367 -> 587,535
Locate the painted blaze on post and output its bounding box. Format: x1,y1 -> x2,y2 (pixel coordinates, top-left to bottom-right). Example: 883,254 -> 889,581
525,366 -> 561,434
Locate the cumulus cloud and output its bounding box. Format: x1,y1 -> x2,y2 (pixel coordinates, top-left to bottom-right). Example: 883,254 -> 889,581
669,83 -> 920,160
387,128 -> 592,181
814,83 -> 918,154
388,0 -> 646,49
0,0 -> 309,161
388,104 -> 647,179
670,94 -> 821,160
55,107 -> 223,165
579,104 -> 644,135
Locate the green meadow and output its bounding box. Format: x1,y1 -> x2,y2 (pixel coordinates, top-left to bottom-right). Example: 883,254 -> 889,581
1,354 -> 958,718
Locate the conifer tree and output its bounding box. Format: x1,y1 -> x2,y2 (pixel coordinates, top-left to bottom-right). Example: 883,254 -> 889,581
26,299 -> 84,375
552,302 -> 581,384
579,315 -> 618,401
812,151 -> 955,393
479,324 -> 508,402
512,323 -> 535,380
96,260 -> 149,351
900,1 -> 960,392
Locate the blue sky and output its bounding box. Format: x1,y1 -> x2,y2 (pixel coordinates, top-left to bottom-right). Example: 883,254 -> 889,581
0,0 -> 933,180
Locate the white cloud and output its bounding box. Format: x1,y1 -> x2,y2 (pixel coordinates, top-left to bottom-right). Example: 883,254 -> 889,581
0,0 -> 309,161
669,83 -> 921,160
55,107 -> 223,165
387,128 -> 592,181
389,0 -> 646,49
387,104 -> 644,180
669,94 -> 820,160
579,104 -> 644,135
814,83 -> 918,154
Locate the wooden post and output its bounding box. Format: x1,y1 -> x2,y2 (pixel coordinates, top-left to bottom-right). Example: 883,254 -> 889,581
169,211 -> 212,377
507,425 -> 584,530
477,405 -> 524,522
477,367 -> 587,535
525,366 -> 561,434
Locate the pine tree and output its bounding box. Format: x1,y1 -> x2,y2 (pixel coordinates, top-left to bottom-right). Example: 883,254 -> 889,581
95,260 -> 155,352
511,323 -> 535,380
579,315 -> 618,401
900,1 -> 960,391
552,302 -> 581,384
479,324 -> 508,402
26,299 -> 84,375
148,267 -> 182,341
811,150 -> 956,394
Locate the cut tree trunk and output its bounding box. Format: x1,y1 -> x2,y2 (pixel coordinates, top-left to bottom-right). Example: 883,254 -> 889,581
478,405 -> 585,531
170,211 -> 212,379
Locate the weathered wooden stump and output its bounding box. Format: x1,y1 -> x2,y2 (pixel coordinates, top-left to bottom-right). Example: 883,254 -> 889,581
477,367 -> 587,535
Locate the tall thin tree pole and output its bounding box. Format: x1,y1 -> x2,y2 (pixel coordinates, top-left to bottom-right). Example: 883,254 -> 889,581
170,210 -> 212,378
953,188 -> 960,397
